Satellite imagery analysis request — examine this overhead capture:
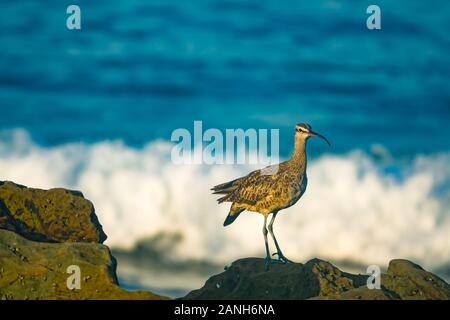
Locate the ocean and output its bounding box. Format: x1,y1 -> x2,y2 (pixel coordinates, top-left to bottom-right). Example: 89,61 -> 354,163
0,0 -> 449,297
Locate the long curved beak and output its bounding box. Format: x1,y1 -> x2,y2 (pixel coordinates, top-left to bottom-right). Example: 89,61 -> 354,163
308,131 -> 331,146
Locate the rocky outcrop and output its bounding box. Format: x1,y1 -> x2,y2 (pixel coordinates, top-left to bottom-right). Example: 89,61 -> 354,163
0,181 -> 106,243
0,229 -> 166,300
183,258 -> 450,300
380,260 -> 450,300
0,181 -> 167,300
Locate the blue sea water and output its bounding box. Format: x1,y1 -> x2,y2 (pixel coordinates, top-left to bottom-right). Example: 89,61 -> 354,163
0,0 -> 449,157
1,1 -> 450,296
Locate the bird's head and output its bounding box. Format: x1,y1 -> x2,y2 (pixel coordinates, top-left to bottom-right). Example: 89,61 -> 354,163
295,123 -> 331,146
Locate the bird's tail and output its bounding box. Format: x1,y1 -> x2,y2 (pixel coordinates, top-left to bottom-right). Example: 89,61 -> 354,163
212,179 -> 240,204
223,208 -> 244,227
211,178 -> 240,195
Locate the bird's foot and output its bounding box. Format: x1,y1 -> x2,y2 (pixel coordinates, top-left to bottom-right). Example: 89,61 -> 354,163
264,257 -> 283,271
272,252 -> 294,264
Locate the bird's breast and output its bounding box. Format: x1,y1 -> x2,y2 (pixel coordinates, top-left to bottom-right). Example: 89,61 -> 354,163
289,174 -> 308,204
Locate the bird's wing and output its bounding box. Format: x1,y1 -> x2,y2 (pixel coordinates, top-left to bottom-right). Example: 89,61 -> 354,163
226,168 -> 279,205
211,178 -> 241,194
212,162 -> 286,204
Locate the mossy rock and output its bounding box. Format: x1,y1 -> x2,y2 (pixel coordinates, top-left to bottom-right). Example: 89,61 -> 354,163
380,260 -> 450,300
0,181 -> 106,243
0,229 -> 168,300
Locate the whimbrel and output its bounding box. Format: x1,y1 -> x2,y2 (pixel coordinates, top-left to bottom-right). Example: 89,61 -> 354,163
212,123 -> 330,269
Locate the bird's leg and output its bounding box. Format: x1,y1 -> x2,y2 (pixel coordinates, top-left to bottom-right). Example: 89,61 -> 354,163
263,216 -> 283,271
268,212 -> 294,264
263,215 -> 272,271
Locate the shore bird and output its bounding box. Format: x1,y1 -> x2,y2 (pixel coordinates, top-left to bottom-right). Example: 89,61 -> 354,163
212,123 -> 330,269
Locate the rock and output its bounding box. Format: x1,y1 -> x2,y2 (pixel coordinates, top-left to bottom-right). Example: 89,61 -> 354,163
0,229 -> 167,300
380,259 -> 450,300
183,257 -> 450,300
0,181 -> 107,243
0,181 -> 168,300
325,285 -> 392,300
183,257 -> 367,300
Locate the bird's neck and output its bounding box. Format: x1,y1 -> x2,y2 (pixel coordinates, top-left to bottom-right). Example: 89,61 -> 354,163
290,138 -> 307,167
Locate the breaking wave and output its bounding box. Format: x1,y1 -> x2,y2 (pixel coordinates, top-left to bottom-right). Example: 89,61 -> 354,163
1,128 -> 449,271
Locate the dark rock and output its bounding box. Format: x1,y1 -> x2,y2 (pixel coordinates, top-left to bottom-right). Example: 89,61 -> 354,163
183,257 -> 368,300
183,258 -> 450,300
0,181 -> 107,243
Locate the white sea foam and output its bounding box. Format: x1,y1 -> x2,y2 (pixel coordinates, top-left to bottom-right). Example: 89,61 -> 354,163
1,129 -> 449,270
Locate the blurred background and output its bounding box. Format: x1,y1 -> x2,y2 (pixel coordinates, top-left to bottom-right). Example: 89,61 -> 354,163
0,0 -> 449,297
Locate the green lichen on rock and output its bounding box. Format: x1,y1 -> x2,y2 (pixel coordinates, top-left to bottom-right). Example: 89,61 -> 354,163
0,181 -> 168,300
380,259 -> 450,300
0,181 -> 106,243
0,229 -> 167,300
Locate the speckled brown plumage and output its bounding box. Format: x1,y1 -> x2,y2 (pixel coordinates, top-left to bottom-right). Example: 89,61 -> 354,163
212,124 -> 310,221
213,152 -> 307,215
212,123 -> 330,267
